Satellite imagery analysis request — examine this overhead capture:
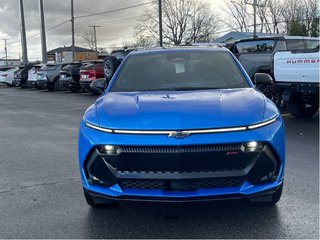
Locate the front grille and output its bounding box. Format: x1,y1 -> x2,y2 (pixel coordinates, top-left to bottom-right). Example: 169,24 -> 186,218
104,144 -> 250,174
119,178 -> 243,190
120,144 -> 242,153
191,178 -> 243,189
120,180 -> 166,189
85,143 -> 280,190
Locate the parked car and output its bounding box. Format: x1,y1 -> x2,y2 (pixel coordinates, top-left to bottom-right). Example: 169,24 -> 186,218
27,64 -> 44,89
36,63 -> 69,91
103,49 -> 133,82
12,66 -> 25,87
229,36 -> 319,80
59,62 -> 87,92
256,49 -> 319,118
18,63 -> 36,88
0,67 -> 17,87
79,61 -> 104,93
79,46 -> 285,207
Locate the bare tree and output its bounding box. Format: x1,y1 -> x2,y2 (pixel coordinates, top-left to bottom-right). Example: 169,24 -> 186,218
303,0 -> 319,35
280,0 -> 305,33
224,0 -> 251,32
135,0 -> 219,46
266,0 -> 283,34
80,29 -> 95,50
187,1 -> 219,43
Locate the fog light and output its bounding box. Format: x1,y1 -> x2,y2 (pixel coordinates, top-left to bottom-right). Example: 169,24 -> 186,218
99,145 -> 120,155
241,141 -> 262,152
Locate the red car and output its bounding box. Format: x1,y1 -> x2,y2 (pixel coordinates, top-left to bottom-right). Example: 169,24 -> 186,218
79,61 -> 104,92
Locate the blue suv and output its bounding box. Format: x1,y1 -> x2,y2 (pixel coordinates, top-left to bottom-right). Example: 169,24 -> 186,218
78,46 -> 285,207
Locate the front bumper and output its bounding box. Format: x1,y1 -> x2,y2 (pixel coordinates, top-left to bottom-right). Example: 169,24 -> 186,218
27,80 -> 38,87
12,78 -> 21,86
34,79 -> 47,88
79,117 -> 285,201
80,81 -> 93,92
85,183 -> 282,203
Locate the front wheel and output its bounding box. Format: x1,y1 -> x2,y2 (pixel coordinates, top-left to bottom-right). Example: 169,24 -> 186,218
54,78 -> 61,91
287,94 -> 319,118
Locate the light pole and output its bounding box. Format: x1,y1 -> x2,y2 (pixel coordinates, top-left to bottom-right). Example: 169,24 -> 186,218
38,0 -> 47,63
71,0 -> 75,62
158,0 -> 163,47
245,0 -> 265,38
89,25 -> 100,52
18,0 -> 28,65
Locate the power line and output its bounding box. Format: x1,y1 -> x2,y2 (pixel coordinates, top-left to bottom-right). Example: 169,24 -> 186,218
7,19 -> 70,46
74,1 -> 156,19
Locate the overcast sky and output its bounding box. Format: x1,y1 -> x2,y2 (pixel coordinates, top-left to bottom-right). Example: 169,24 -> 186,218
0,0 -> 227,60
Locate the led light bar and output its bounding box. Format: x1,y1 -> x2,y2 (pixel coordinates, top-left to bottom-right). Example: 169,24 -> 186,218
84,115 -> 279,135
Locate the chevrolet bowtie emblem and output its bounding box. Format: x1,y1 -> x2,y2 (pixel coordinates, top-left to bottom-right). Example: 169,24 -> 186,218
168,131 -> 191,139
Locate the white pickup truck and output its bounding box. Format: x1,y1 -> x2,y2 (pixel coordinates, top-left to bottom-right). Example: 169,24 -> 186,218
257,49 -> 319,118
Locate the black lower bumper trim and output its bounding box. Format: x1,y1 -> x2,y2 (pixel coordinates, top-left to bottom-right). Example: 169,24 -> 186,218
86,184 -> 281,203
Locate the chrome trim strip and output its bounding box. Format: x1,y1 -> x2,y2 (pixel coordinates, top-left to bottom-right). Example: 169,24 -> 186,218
85,115 -> 279,135
247,116 -> 278,130
114,129 -> 172,134
85,122 -> 113,133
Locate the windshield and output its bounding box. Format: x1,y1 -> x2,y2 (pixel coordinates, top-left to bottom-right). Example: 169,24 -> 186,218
110,51 -> 249,92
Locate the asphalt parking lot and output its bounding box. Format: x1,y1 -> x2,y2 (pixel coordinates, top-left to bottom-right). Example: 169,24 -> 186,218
0,86 -> 319,239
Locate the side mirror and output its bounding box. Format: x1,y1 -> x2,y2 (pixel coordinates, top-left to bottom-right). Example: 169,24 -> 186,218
90,78 -> 107,95
254,73 -> 274,85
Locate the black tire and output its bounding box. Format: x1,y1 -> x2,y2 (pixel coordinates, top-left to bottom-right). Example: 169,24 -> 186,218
250,182 -> 283,205
287,94 -> 319,118
54,78 -> 60,91
103,56 -> 119,82
83,187 -> 116,207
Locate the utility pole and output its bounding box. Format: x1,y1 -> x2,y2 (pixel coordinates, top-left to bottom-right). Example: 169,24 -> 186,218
38,0 -> 47,63
18,0 -> 28,65
71,0 -> 75,62
89,25 -> 100,52
3,38 -> 8,66
158,0 -> 163,47
245,0 -> 265,38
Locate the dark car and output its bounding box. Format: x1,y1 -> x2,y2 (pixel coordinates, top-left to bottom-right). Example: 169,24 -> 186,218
12,66 -> 25,87
103,49 -> 134,82
16,63 -> 36,88
79,61 -> 104,93
59,62 -> 87,92
229,36 -> 319,80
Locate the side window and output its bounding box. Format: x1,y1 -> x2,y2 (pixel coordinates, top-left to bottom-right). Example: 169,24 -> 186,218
235,40 -> 275,53
285,39 -> 305,50
305,40 -> 319,50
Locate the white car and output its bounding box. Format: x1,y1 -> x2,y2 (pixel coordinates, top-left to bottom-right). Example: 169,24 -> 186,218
27,64 -> 44,88
0,67 -> 17,87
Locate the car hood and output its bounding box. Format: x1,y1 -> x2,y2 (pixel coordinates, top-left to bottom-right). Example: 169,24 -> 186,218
95,88 -> 266,130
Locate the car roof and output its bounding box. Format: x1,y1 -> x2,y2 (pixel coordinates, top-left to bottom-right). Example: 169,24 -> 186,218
129,46 -> 227,56
234,36 -> 319,43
